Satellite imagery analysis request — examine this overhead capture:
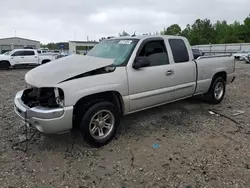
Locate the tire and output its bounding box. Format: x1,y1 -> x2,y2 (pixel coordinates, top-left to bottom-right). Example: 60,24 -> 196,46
205,77 -> 226,104
0,61 -> 10,70
79,101 -> 120,147
42,60 -> 51,64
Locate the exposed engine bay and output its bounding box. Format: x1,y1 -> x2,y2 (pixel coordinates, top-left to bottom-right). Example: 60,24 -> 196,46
21,87 -> 64,108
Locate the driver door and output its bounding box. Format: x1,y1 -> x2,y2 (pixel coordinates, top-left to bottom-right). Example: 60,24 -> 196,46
127,38 -> 175,112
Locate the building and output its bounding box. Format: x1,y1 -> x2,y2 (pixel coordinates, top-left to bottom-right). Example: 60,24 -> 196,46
69,40 -> 98,54
0,37 -> 40,53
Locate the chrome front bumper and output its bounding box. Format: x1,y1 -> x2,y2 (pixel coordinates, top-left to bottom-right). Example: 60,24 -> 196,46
14,90 -> 73,134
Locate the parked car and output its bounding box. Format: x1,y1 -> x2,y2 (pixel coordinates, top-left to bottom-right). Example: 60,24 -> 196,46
0,49 -> 56,69
233,50 -> 250,60
240,54 -> 250,64
192,49 -> 205,59
14,35 -> 236,146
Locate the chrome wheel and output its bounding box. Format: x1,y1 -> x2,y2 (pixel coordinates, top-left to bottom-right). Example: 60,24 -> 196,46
89,110 -> 115,140
214,82 -> 224,100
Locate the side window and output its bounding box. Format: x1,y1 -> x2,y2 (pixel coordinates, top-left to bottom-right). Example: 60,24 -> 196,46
24,51 -> 35,56
37,50 -> 41,54
138,40 -> 169,66
12,51 -> 25,56
169,39 -> 189,63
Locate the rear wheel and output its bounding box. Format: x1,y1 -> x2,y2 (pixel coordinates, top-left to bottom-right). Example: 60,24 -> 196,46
42,60 -> 51,64
0,61 -> 10,70
78,101 -> 120,147
205,77 -> 226,104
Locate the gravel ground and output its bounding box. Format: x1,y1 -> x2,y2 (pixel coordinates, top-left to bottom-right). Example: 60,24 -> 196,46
1,62 -> 250,188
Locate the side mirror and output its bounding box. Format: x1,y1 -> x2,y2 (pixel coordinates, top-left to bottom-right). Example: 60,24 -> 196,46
133,57 -> 150,69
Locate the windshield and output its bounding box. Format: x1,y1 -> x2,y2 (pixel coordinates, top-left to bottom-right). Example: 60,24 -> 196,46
4,51 -> 13,55
4,50 -> 14,55
4,51 -> 11,55
86,39 -> 139,66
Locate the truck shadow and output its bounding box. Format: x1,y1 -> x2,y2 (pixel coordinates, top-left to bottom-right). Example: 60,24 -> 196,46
121,97 -> 205,125
37,96 -> 207,152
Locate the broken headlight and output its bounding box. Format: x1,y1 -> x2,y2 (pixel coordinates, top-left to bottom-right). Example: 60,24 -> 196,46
21,87 -> 65,108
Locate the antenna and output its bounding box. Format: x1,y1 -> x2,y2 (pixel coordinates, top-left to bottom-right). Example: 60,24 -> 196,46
14,30 -> 16,37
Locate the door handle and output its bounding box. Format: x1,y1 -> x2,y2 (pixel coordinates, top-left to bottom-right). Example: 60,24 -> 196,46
166,70 -> 174,76
21,57 -> 24,58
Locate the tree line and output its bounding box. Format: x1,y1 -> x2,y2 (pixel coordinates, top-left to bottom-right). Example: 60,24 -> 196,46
41,14 -> 250,48
161,14 -> 250,45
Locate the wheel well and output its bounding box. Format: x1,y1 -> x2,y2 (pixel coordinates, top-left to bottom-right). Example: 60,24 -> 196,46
0,60 -> 10,64
73,91 -> 124,128
212,71 -> 227,82
42,59 -> 51,64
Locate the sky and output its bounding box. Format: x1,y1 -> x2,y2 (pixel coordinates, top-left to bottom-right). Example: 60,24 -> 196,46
0,0 -> 250,44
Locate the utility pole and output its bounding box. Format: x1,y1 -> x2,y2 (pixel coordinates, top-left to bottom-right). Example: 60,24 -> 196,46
74,29 -> 76,41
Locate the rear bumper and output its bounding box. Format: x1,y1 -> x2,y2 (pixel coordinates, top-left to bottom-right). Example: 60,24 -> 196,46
14,90 -> 73,134
227,73 -> 236,84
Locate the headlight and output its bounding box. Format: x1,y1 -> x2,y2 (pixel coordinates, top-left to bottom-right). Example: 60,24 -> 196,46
54,88 -> 65,106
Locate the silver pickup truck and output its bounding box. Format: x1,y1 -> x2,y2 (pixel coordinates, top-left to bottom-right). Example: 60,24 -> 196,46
14,35 -> 236,146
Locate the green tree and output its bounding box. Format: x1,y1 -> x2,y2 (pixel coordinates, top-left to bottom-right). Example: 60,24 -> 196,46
243,15 -> 250,41
161,14 -> 250,45
161,24 -> 181,35
119,31 -> 130,36
41,42 -> 69,50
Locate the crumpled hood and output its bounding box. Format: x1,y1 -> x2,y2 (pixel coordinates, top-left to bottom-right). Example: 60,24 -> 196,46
25,54 -> 114,87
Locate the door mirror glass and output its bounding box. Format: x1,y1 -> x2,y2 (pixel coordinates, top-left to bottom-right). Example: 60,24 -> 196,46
133,57 -> 150,69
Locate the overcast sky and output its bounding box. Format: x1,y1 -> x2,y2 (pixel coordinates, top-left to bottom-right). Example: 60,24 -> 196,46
1,0 -> 249,43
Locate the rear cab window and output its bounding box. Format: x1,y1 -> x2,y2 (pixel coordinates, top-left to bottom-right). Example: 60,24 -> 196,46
24,51 -> 35,56
169,39 -> 189,63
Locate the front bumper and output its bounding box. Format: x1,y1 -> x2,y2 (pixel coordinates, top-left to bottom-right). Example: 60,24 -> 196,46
14,90 -> 73,134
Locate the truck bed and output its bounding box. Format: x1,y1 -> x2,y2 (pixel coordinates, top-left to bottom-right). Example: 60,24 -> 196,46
194,54 -> 235,95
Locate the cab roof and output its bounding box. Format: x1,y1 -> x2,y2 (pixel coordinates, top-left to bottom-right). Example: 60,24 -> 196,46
105,35 -> 187,41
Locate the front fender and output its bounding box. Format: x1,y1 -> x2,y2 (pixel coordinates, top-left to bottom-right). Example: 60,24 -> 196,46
57,67 -> 128,106
63,84 -> 126,106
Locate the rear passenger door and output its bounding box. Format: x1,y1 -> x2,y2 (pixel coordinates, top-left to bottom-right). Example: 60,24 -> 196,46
127,38 -> 175,112
167,38 -> 196,100
23,50 -> 38,64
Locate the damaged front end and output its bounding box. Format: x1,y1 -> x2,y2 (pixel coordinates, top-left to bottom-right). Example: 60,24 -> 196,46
21,87 -> 65,108
14,87 -> 74,134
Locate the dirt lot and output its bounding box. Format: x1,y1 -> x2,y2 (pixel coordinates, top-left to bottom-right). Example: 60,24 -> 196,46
0,62 -> 250,188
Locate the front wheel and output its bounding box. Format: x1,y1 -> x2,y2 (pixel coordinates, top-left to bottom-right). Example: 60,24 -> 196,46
79,101 -> 120,147
205,77 -> 226,104
0,61 -> 10,70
